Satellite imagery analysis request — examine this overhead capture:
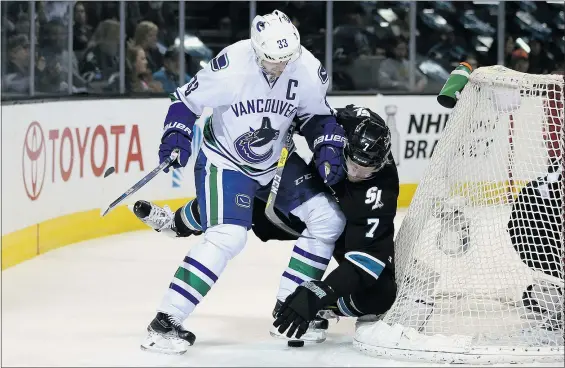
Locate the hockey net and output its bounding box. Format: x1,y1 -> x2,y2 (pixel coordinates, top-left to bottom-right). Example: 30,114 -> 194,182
354,66 -> 564,364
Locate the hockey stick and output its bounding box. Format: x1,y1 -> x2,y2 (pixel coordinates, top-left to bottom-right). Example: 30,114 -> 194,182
265,123 -> 314,239
100,149 -> 180,217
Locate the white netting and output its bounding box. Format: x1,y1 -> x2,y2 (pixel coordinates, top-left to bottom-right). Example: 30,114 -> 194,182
355,66 -> 564,364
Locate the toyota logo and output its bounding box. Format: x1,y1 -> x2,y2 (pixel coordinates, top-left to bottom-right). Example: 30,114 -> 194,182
22,121 -> 46,200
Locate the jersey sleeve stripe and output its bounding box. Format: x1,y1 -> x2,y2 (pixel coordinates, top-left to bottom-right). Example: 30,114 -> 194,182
345,251 -> 386,281
337,297 -> 357,317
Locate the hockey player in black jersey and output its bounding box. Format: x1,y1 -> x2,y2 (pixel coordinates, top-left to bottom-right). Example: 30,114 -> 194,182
270,105 -> 399,339
130,104 -> 400,341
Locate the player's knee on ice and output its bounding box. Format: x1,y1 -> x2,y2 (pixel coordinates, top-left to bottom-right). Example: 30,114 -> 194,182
348,269 -> 397,316
204,224 -> 248,260
290,193 -> 346,244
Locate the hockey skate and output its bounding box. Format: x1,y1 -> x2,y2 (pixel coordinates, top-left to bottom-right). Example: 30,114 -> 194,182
129,200 -> 180,237
269,300 -> 329,343
140,312 -> 196,354
354,313 -> 380,333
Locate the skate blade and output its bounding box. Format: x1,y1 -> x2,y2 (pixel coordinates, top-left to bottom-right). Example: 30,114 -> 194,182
140,344 -> 187,355
140,332 -> 190,355
269,326 -> 326,343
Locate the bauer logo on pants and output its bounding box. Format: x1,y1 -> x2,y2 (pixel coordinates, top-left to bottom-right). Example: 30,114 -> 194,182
22,121 -> 47,201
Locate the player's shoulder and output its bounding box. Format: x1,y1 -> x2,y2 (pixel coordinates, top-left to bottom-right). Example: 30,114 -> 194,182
291,46 -> 329,87
372,163 -> 400,190
350,164 -> 399,197
206,40 -> 254,78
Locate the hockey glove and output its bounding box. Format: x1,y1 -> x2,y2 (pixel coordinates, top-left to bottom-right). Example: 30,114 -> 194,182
273,280 -> 337,339
159,130 -> 191,173
312,124 -> 346,187
314,145 -> 345,187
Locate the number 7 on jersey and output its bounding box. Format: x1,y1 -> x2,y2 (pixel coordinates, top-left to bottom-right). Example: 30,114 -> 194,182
366,218 -> 380,238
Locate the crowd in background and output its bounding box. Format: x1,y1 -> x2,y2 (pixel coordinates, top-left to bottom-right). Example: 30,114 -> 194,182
2,1 -> 188,95
2,0 -> 564,99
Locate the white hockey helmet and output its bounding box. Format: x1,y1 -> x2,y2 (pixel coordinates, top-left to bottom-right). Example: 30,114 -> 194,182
250,10 -> 301,77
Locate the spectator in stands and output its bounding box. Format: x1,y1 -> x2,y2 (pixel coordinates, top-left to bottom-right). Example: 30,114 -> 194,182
10,12 -> 40,43
427,30 -> 469,70
528,38 -> 553,75
38,19 -> 84,92
3,34 -> 33,94
145,1 -> 177,46
138,2 -> 169,36
132,21 -> 163,73
333,3 -> 372,63
378,37 -> 427,92
2,34 -> 57,95
509,49 -> 529,73
152,46 -> 192,93
80,1 -> 118,29
80,19 -> 120,83
73,2 -> 92,54
126,44 -> 163,93
36,0 -> 70,26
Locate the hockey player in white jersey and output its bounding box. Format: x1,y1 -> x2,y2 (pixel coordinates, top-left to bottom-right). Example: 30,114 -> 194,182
140,10 -> 346,354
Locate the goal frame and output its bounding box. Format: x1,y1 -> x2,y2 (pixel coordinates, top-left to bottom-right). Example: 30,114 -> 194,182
354,66 -> 564,365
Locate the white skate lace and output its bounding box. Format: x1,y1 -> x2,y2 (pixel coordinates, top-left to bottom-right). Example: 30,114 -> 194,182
147,205 -> 175,231
167,314 -> 183,329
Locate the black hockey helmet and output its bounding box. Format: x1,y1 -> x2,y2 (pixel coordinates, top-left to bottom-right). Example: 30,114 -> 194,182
337,105 -> 392,180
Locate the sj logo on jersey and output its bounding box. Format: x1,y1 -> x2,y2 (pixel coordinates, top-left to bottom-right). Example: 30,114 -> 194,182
234,117 -> 279,164
365,186 -> 383,210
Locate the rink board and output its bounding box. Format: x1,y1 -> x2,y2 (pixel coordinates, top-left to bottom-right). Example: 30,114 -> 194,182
2,95 -> 448,269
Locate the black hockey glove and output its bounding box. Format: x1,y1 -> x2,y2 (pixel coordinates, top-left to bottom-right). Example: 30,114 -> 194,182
273,281 -> 337,339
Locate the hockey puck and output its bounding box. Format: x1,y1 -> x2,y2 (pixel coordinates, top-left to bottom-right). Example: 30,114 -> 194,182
287,340 -> 304,348
103,166 -> 115,178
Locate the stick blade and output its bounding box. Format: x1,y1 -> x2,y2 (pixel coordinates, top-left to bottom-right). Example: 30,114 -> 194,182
100,205 -> 111,217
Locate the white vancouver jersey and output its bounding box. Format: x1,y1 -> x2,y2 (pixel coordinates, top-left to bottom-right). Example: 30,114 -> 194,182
175,39 -> 333,186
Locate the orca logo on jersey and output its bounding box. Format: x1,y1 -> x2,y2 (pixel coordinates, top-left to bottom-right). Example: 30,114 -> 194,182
234,117 -> 280,164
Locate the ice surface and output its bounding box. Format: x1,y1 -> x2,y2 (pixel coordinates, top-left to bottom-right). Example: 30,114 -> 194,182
1,210 -> 561,366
